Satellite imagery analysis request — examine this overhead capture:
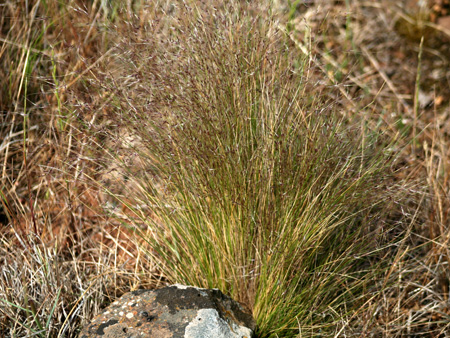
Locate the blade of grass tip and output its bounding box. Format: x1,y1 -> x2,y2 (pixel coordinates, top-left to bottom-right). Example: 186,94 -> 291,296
11,272 -> 45,337
0,301 -> 44,336
0,297 -> 34,314
412,36 -> 424,158
45,287 -> 62,332
28,298 -> 45,337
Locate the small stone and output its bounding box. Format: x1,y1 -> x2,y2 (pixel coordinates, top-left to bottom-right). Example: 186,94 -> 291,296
79,284 -> 255,338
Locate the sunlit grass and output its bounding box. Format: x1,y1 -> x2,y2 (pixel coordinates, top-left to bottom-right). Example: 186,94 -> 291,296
2,0 -> 448,337
98,4 -> 402,336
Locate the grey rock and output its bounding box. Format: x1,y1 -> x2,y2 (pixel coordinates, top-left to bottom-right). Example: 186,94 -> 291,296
78,284 -> 255,338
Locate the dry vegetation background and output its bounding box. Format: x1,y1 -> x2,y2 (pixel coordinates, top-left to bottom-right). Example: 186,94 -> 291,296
1,0 -> 450,337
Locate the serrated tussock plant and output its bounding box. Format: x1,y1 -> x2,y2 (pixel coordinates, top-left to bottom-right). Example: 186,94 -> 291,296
96,3 -> 398,337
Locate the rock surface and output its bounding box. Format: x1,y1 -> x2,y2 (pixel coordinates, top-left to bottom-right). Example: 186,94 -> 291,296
79,284 -> 255,338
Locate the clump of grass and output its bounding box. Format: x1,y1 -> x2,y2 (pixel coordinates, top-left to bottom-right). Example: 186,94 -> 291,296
94,3 -> 402,337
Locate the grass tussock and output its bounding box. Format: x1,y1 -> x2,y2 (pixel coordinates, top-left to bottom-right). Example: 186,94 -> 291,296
91,3 -> 406,336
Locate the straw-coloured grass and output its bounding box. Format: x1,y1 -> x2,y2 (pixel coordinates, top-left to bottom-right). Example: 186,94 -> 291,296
1,0 -> 449,337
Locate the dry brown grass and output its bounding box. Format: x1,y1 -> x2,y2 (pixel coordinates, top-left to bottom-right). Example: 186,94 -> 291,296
0,1 -> 161,337
1,0 -> 449,337
281,0 -> 449,336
